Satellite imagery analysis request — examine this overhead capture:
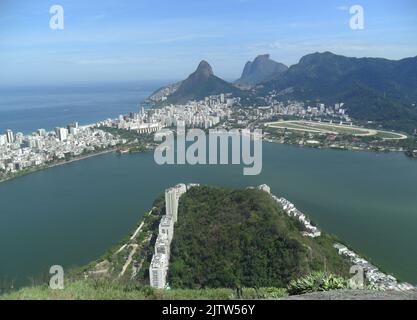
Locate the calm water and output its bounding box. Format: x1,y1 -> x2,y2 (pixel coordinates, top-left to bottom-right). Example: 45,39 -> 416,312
1,143 -> 417,287
0,81 -> 166,133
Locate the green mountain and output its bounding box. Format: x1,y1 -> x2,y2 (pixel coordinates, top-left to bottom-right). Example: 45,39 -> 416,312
148,52 -> 417,131
169,186 -> 349,289
149,60 -> 243,104
259,52 -> 417,132
235,54 -> 288,87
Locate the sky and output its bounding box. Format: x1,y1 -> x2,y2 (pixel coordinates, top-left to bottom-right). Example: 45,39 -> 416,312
0,0 -> 417,86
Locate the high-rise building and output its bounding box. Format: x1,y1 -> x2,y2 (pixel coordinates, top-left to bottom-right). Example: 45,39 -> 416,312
150,183 -> 192,289
226,98 -> 235,107
67,122 -> 79,132
6,129 -> 14,144
159,215 -> 174,243
37,129 -> 46,137
55,127 -> 68,142
155,233 -> 170,256
70,127 -> 78,136
165,184 -> 187,223
0,134 -> 7,146
15,132 -> 24,144
149,253 -> 168,289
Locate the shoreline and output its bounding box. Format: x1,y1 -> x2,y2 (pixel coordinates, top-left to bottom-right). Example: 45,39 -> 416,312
263,138 -> 407,155
0,139 -> 410,187
0,148 -> 117,185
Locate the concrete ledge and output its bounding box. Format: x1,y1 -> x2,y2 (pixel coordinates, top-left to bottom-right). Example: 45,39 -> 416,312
282,289 -> 417,300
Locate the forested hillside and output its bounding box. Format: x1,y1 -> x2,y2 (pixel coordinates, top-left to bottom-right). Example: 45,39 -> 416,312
169,186 -> 349,289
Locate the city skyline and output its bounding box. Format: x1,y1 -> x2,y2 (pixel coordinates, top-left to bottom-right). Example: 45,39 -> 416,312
1,0 -> 417,85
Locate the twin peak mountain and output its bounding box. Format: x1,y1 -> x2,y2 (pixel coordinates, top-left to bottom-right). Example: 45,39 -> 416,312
148,54 -> 286,103
148,52 -> 417,133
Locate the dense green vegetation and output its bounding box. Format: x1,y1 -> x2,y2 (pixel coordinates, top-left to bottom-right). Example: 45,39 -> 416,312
260,52 -> 417,133
287,272 -> 350,295
169,186 -> 350,289
0,279 -> 289,300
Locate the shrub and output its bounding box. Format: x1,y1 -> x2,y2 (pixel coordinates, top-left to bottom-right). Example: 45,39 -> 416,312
287,272 -> 349,295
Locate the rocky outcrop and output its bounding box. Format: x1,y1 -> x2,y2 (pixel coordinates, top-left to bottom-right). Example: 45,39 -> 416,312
235,54 -> 288,87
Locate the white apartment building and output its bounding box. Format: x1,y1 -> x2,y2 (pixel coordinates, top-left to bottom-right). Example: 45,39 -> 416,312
136,123 -> 161,134
149,183 -> 190,289
55,127 -> 68,142
0,134 -> 7,146
258,184 -> 271,194
149,253 -> 169,289
155,233 -> 170,256
159,215 -> 174,243
165,183 -> 187,223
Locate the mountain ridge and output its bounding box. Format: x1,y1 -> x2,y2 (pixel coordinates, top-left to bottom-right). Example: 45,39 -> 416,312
235,54 -> 288,87
148,60 -> 242,104
258,51 -> 417,132
147,52 -> 417,132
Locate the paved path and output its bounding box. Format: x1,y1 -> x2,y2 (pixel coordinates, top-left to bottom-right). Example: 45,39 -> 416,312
117,210 -> 154,277
119,244 -> 139,277
115,210 -> 151,254
130,221 -> 145,240
115,244 -> 127,254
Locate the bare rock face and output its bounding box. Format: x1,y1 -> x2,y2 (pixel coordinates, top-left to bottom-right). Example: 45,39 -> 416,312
235,54 -> 288,87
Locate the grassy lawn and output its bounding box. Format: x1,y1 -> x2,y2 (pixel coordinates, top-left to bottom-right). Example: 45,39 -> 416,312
303,123 -> 371,135
268,122 -> 329,133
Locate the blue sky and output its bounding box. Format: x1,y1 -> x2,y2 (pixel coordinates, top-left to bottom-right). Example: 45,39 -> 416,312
1,0 -> 416,85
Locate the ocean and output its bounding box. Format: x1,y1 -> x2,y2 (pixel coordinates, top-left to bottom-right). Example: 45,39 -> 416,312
0,81 -> 167,133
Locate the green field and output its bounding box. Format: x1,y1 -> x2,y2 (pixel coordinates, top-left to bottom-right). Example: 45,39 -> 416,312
272,122 -> 326,133
266,121 -> 407,140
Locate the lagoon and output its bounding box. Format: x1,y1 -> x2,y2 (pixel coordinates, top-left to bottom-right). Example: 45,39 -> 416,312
1,142 -> 417,287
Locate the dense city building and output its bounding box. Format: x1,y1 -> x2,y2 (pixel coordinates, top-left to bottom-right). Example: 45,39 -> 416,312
165,184 -> 187,223
149,183 -> 196,289
0,126 -> 120,176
